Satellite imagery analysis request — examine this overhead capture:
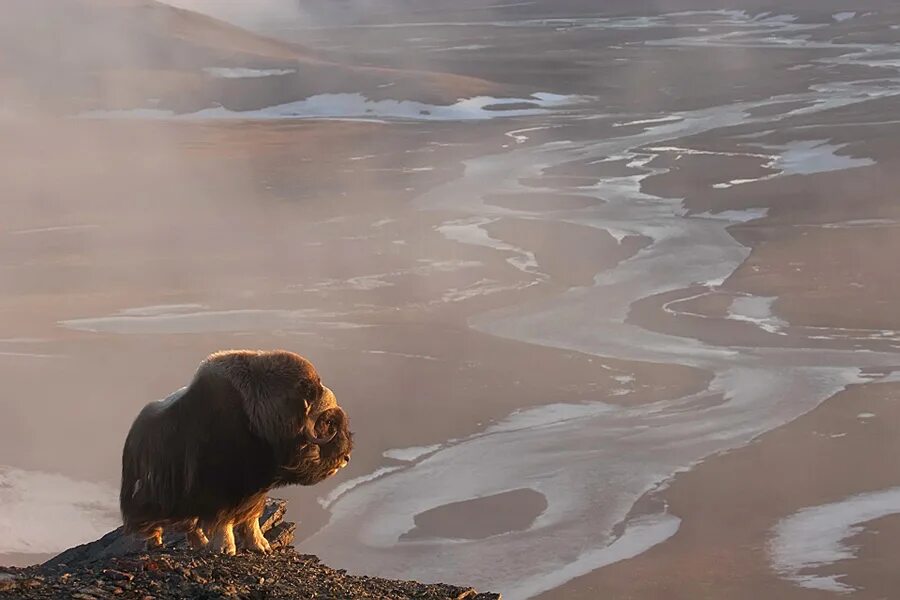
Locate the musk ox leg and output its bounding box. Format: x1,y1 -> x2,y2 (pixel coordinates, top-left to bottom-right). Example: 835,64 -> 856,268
210,521 -> 237,556
237,510 -> 271,554
146,526 -> 164,551
186,525 -> 209,549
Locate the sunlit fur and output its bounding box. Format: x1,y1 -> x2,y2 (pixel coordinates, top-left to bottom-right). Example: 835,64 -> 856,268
120,350 -> 353,553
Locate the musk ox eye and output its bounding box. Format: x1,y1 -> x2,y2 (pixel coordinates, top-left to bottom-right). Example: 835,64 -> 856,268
316,415 -> 335,434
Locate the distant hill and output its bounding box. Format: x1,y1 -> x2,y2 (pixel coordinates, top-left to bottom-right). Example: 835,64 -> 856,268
0,0 -> 507,115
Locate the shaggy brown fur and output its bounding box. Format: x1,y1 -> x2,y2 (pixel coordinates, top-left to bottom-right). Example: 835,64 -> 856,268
120,350 -> 353,554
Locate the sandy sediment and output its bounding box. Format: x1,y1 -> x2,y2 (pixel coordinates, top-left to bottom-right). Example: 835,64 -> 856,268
540,380 -> 900,600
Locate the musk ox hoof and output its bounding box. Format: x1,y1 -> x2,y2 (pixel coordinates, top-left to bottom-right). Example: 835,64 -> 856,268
211,542 -> 237,556
209,525 -> 238,556
145,528 -> 164,551
187,528 -> 209,549
247,536 -> 272,554
238,519 -> 272,554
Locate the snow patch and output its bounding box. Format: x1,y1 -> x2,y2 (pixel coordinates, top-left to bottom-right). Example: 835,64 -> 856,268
203,67 -> 296,79
0,467 -> 119,555
318,467 -> 405,510
770,487 -> 900,593
82,93 -> 584,123
383,445 -> 444,462
727,295 -> 788,335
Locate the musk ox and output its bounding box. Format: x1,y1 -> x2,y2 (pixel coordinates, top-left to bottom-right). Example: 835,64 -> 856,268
120,350 -> 353,555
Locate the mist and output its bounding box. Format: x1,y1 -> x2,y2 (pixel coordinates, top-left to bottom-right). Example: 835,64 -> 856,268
160,0 -> 313,29
3,1 -> 900,599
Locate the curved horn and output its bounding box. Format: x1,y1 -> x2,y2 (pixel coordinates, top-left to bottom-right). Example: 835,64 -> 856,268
302,408 -> 337,445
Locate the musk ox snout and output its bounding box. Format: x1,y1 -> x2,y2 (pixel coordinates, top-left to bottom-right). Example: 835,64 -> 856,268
280,406 -> 353,486
316,406 -> 353,462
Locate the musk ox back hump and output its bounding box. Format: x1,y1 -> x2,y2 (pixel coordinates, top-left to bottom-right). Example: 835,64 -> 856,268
120,387 -> 192,532
120,368 -> 277,533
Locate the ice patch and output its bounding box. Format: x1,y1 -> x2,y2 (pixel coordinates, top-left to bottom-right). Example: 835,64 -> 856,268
319,275 -> 394,291
505,126 -> 551,144
294,260 -> 482,294
383,445 -> 443,462
874,371 -> 900,384
203,67 -> 296,79
727,296 -> 788,335
318,467 -> 405,510
614,116 -> 683,128
0,351 -> 59,359
507,513 -> 681,599
59,309 -> 365,334
0,467 -> 119,555
603,227 -> 633,243
832,12 -> 857,23
364,350 -> 439,362
482,401 -> 618,436
81,93 -> 584,122
694,208 -> 769,223
656,141 -> 872,188
116,304 -> 209,317
768,140 -> 874,176
429,44 -> 492,52
436,218 -> 540,274
441,279 -> 534,303
713,178 -> 770,189
820,219 -> 899,229
770,487 -> 900,593
8,224 -> 100,235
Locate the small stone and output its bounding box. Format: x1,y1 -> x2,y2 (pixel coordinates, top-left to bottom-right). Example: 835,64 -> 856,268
258,577 -> 265,585
103,569 -> 135,581
78,585 -> 112,599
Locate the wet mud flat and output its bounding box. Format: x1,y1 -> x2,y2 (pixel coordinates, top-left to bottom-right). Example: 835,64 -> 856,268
3,2 -> 900,600
286,6 -> 900,599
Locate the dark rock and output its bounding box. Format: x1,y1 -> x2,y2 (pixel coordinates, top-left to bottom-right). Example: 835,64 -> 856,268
101,569 -> 133,582
42,498 -> 292,571
1,498 -> 502,600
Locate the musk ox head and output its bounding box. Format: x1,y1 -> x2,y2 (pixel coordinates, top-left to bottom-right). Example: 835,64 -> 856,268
280,402 -> 353,486
119,349 -> 353,554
